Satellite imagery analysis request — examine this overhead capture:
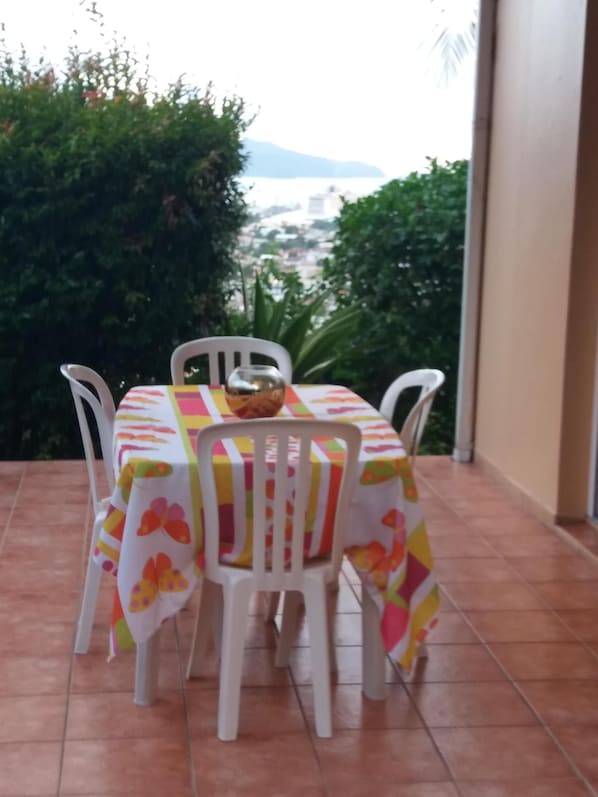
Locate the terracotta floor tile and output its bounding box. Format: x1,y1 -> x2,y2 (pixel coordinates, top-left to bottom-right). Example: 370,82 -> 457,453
66,690 -> 185,740
297,683 -> 422,731
1,543 -> 82,569
490,535 -> 579,558
15,485 -> 90,506
434,557 -> 520,583
187,686 -> 306,736
444,582 -> 544,612
506,556 -> 598,582
431,726 -> 573,780
315,729 -> 450,786
288,644 -> 399,686
533,581 -> 598,610
0,496 -> 16,512
9,505 -> 87,526
277,610 -> 362,647
185,646 -> 291,689
243,614 -> 280,647
556,610 -> 598,641
62,738 -> 193,795
427,612 -> 480,644
489,642 -> 598,680
407,681 -> 536,727
464,611 -> 576,642
5,523 -> 86,548
551,726 -> 598,785
451,499 -> 529,519
438,588 -> 457,611
0,741 -> 61,796
0,619 -> 75,656
0,462 -> 26,476
424,519 -> 470,538
192,732 -> 322,793
522,681 -> 598,725
0,695 -> 66,742
429,534 -> 496,557
0,589 -> 80,624
404,644 -> 506,683
457,778 -> 592,796
467,516 -> 551,536
0,473 -> 23,490
0,654 -> 70,696
71,650 -> 182,693
326,782 -> 460,797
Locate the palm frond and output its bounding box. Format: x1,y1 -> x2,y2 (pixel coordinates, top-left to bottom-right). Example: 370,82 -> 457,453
427,1 -> 479,85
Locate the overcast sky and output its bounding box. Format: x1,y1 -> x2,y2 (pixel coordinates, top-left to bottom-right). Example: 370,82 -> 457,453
1,0 -> 477,177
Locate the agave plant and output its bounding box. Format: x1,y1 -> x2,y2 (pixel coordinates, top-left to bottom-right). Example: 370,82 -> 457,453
249,273 -> 361,382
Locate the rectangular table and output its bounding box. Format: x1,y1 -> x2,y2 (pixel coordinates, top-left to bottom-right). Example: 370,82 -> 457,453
94,384 -> 439,698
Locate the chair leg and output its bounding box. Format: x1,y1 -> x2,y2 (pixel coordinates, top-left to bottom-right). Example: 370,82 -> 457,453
361,587 -> 389,701
217,578 -> 252,741
187,578 -> 222,679
327,591 -> 338,673
275,590 -> 302,668
134,629 -> 161,706
303,576 -> 332,737
74,515 -> 103,655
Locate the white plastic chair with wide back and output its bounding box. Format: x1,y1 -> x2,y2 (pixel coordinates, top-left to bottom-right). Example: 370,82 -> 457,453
379,368 -> 445,464
170,335 -> 293,385
61,363 -> 161,705
60,364 -> 116,654
186,418 -> 361,741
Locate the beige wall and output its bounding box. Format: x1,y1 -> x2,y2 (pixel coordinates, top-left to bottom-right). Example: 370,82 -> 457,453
558,3 -> 598,517
475,0 -> 587,517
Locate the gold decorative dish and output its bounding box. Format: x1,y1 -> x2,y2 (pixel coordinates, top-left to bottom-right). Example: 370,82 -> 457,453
224,365 -> 286,419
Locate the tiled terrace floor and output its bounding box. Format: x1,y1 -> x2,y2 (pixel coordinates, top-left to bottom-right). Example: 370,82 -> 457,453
2,457 -> 598,796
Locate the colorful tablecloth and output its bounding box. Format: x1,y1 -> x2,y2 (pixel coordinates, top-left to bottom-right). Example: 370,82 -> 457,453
94,384 -> 439,669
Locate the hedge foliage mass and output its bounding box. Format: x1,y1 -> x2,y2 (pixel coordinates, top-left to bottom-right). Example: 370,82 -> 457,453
324,159 -> 468,452
0,38 -> 248,458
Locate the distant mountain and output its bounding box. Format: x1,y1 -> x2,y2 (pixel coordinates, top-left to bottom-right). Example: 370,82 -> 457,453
242,139 -> 384,178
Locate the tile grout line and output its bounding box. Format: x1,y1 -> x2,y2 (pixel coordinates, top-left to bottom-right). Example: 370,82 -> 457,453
57,487 -> 95,797
419,470 -> 598,796
174,613 -> 199,797
0,463 -> 27,557
343,560 -> 468,796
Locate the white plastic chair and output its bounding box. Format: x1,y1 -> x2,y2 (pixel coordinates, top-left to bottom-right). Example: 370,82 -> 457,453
170,335 -> 293,385
379,368 -> 445,462
186,418 -> 361,740
62,364 -> 161,705
272,370 -> 445,660
60,364 -> 116,654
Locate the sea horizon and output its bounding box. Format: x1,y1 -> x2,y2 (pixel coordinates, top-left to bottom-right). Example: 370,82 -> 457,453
239,175 -> 394,211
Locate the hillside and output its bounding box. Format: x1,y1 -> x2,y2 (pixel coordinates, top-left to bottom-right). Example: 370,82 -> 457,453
243,139 -> 384,178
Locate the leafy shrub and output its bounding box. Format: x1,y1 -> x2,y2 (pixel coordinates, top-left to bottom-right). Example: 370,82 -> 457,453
224,264 -> 361,382
324,159 -> 468,452
0,31 -> 248,458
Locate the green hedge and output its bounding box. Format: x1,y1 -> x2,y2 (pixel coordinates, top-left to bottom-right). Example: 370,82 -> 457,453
324,159 -> 468,453
0,38 -> 247,459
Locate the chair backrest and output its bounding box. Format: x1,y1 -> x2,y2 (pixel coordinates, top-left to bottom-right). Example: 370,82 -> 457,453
170,336 -> 293,385
379,369 -> 445,460
196,418 -> 361,590
60,364 -> 116,512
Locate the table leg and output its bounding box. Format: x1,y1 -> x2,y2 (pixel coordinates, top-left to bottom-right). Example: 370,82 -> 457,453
361,587 -> 389,701
134,629 -> 161,706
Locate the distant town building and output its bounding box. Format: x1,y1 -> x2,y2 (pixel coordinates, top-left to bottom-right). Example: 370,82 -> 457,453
307,185 -> 355,219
